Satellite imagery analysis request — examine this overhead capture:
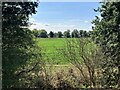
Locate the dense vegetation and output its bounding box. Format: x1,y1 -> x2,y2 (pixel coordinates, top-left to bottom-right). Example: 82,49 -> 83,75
2,1 -> 43,88
2,1 -> 120,89
92,1 -> 120,88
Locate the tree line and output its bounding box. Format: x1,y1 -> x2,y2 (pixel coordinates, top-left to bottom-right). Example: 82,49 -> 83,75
32,29 -> 92,38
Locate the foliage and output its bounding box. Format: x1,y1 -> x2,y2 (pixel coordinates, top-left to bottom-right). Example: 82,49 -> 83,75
92,1 -> 120,88
63,30 -> 71,38
57,31 -> 63,38
2,2 -> 43,88
53,32 -> 58,37
31,29 -> 90,38
71,29 -> 79,38
32,29 -> 39,37
59,38 -> 103,88
38,29 -> 48,38
79,30 -> 89,37
49,31 -> 54,38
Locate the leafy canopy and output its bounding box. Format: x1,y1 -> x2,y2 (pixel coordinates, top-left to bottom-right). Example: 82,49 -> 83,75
92,1 -> 120,88
2,2 -> 39,88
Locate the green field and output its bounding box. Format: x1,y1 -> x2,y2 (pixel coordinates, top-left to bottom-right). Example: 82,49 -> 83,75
37,38 -> 66,53
37,38 -> 94,65
37,38 -> 68,64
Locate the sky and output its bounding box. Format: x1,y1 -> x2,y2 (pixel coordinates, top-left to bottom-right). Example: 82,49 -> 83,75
29,2 -> 100,33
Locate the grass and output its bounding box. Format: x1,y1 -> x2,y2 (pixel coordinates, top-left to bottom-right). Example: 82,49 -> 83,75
37,38 -> 66,54
36,38 -> 100,88
36,38 -> 95,65
33,38 -> 105,89
37,38 -> 68,64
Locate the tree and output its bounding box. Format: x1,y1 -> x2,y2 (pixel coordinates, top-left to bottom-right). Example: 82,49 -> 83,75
87,31 -> 93,37
83,31 -> 89,37
79,30 -> 89,38
57,31 -> 63,38
59,38 -> 103,88
2,2 -> 41,88
38,29 -> 48,38
92,1 -> 120,88
32,29 -> 39,37
49,31 -> 54,38
71,29 -> 79,38
64,30 -> 71,38
79,30 -> 84,37
54,32 -> 58,38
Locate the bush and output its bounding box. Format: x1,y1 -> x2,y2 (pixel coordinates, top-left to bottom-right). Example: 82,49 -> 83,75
58,38 -> 104,88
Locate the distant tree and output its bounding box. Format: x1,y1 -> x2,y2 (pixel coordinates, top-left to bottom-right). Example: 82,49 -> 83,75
79,30 -> 89,37
49,31 -> 54,38
83,31 -> 88,37
64,30 -> 71,38
53,32 -> 57,37
57,31 -> 63,38
38,29 -> 48,38
32,29 -> 39,37
79,30 -> 84,37
71,29 -> 79,38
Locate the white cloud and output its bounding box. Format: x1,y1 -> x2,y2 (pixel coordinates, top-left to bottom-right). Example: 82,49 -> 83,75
28,18 -> 92,32
84,20 -> 89,23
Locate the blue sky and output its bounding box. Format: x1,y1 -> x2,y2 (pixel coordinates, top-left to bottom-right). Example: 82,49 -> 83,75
29,2 -> 100,32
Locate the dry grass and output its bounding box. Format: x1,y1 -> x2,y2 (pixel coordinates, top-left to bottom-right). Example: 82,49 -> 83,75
41,64 -> 102,88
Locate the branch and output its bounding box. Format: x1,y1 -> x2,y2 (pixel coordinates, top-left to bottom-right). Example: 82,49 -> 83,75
16,62 -> 39,76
